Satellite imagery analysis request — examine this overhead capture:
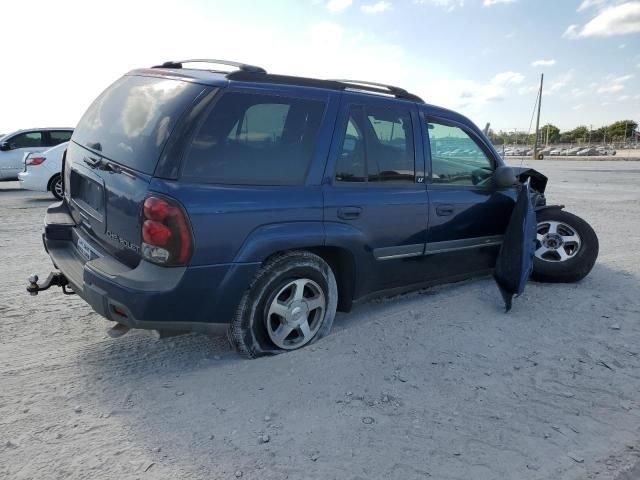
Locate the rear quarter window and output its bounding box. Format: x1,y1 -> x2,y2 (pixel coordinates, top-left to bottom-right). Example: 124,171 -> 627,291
182,92 -> 326,185
72,75 -> 204,174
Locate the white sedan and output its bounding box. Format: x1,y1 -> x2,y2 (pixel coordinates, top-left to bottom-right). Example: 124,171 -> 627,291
18,142 -> 68,199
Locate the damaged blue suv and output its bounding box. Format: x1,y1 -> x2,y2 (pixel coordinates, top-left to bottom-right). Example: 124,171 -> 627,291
29,59 -> 598,357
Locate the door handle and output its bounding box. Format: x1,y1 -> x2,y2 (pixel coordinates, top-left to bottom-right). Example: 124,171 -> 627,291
337,206 -> 362,220
435,204 -> 455,216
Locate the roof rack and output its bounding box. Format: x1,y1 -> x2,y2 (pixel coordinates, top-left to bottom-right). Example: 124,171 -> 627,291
226,71 -> 424,103
152,59 -> 267,74
331,79 -> 416,99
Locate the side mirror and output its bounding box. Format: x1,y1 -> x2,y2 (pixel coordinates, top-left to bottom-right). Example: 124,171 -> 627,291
0,141 -> 9,151
493,165 -> 518,188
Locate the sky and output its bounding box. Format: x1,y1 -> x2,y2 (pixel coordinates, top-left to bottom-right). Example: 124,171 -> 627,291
0,0 -> 638,134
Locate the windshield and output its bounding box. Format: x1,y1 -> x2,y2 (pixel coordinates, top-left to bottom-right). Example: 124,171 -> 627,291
72,75 -> 204,174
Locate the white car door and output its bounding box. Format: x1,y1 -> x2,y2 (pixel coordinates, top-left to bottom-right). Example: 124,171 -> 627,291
0,131 -> 47,179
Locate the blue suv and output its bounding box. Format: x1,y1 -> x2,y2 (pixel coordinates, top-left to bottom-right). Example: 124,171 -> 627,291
29,59 -> 598,357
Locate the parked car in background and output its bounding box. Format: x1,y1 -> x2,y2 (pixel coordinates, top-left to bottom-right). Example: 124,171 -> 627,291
596,147 -> 616,156
28,59 -> 600,357
0,129 -> 73,180
18,142 -> 68,199
565,147 -> 583,156
577,147 -> 597,156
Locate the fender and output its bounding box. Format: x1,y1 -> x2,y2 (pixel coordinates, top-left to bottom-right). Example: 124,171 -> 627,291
233,221 -> 325,263
535,204 -> 564,213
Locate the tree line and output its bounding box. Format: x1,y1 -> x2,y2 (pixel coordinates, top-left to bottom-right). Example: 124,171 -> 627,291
488,120 -> 639,145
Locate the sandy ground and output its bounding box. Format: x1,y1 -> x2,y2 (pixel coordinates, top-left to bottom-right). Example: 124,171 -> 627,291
1,160 -> 640,480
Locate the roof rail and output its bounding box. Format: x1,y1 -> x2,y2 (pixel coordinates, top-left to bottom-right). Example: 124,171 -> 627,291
227,71 -> 424,103
152,59 -> 267,74
330,79 -> 424,103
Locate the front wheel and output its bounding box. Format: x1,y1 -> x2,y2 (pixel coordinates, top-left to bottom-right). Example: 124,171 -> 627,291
532,209 -> 599,283
228,251 -> 338,358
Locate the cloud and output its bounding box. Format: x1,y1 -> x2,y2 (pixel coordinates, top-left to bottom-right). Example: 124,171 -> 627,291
549,71 -> 575,91
361,1 -> 393,13
565,2 -> 640,37
483,0 -> 516,6
531,59 -> 557,67
414,0 -> 464,12
571,87 -> 587,98
598,84 -> 625,93
327,0 -> 352,13
563,25 -> 581,38
577,0 -> 628,11
491,71 -> 525,85
606,73 -> 634,82
573,104 -> 585,110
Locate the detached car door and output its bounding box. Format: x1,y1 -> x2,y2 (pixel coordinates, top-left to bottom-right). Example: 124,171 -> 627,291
0,131 -> 47,179
422,113 -> 517,277
323,94 -> 428,296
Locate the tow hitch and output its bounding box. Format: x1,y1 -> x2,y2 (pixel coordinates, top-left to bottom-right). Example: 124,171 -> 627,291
27,273 -> 75,296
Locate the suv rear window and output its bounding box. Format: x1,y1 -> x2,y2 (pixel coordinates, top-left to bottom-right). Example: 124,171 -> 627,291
72,75 -> 204,174
182,92 -> 326,185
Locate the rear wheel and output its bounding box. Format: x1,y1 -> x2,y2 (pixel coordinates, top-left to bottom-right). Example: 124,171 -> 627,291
532,209 -> 598,283
228,251 -> 337,358
49,174 -> 63,200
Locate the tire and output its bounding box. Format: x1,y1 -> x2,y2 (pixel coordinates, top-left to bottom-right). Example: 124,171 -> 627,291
49,174 -> 63,200
532,209 -> 599,283
228,251 -> 338,358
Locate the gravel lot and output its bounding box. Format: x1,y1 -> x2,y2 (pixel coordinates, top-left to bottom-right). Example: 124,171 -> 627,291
1,160 -> 640,480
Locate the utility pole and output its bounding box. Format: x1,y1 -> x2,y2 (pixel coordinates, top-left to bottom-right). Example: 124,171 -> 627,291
546,125 -> 550,146
589,124 -> 592,145
624,121 -> 628,145
533,73 -> 544,160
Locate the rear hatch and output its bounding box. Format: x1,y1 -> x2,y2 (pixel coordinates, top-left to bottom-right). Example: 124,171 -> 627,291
65,74 -> 207,267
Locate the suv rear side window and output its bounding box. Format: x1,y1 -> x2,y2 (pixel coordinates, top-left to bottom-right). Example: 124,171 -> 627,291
48,130 -> 73,146
183,92 -> 326,185
335,104 -> 415,184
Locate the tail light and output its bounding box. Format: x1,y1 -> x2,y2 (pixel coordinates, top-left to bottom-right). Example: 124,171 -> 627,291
141,195 -> 193,266
26,156 -> 46,166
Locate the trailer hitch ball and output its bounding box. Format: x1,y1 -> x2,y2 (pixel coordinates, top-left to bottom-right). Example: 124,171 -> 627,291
28,274 -> 40,296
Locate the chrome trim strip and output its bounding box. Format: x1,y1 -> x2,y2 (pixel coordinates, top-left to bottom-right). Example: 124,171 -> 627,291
425,235 -> 504,255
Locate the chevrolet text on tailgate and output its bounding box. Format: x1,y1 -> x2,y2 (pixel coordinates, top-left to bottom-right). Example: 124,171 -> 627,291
27,59 -> 599,358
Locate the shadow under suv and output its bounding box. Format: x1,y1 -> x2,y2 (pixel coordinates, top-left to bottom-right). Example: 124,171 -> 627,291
30,59 -> 598,357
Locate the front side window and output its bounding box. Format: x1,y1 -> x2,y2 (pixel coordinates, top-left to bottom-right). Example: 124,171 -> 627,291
9,132 -> 42,149
335,104 -> 415,184
427,121 -> 493,186
183,92 -> 325,185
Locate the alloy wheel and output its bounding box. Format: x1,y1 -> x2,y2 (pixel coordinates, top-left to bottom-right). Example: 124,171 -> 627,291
535,220 -> 582,263
266,278 -> 326,350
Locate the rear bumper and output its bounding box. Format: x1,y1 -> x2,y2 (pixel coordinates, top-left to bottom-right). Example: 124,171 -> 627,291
18,170 -> 48,192
43,202 -> 260,334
